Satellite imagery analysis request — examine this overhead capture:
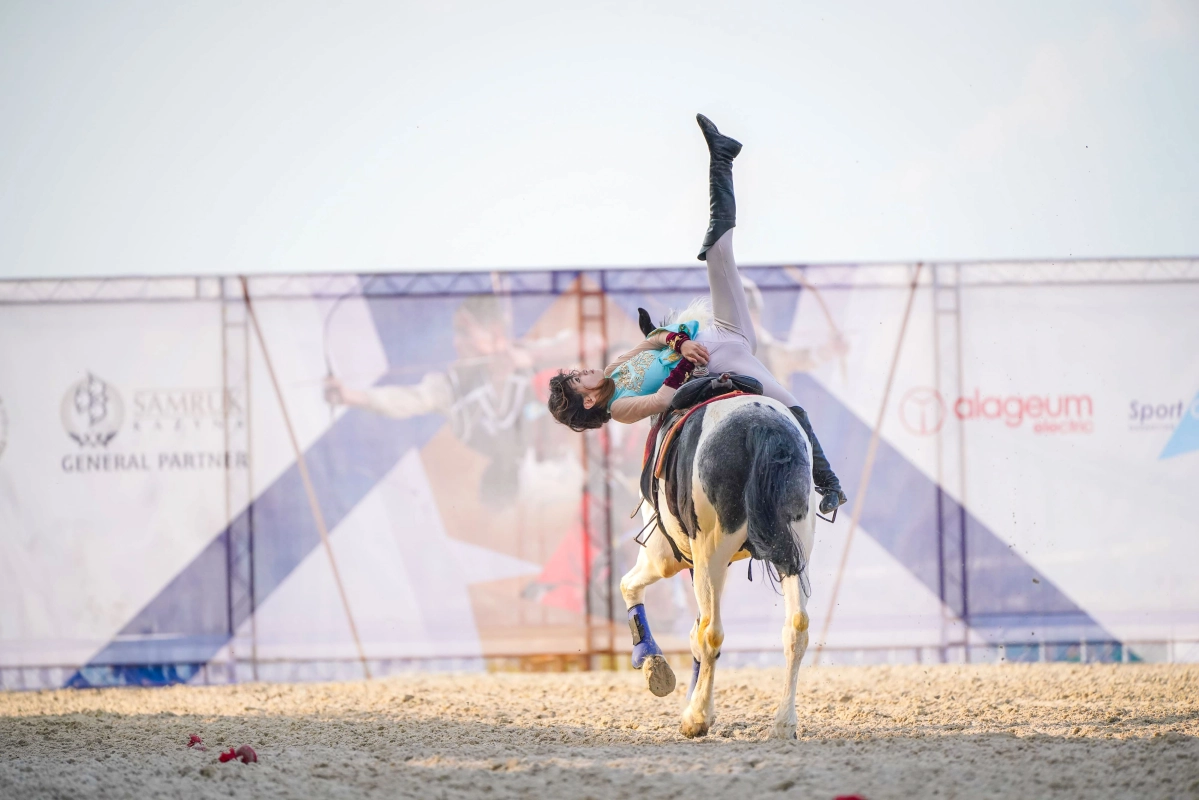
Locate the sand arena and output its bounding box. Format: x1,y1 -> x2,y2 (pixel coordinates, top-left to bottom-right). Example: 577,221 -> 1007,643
1,663 -> 1196,799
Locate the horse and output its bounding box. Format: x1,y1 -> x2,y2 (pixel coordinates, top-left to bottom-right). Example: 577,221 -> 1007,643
619,392 -> 816,739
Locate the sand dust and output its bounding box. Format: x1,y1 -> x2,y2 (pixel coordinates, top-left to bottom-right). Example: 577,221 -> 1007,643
2,664 -> 1197,799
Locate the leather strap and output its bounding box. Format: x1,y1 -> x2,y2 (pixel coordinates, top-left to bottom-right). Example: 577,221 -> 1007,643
654,391 -> 748,479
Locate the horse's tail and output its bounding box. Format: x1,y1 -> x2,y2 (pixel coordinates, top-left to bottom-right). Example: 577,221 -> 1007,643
743,417 -> 811,580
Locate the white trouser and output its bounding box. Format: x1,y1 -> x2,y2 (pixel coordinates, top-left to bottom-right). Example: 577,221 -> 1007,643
695,230 -> 799,408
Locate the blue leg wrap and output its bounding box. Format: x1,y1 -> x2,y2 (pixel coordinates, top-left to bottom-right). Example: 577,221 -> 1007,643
628,604 -> 663,669
686,658 -> 701,700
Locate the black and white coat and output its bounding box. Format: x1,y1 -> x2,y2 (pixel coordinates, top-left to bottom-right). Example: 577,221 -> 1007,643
621,393 -> 818,739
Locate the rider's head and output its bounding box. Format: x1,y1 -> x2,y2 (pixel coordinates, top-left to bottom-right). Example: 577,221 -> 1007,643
547,369 -> 615,431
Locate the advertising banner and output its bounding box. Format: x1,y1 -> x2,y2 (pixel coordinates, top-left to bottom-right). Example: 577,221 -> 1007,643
1,262 -> 1196,689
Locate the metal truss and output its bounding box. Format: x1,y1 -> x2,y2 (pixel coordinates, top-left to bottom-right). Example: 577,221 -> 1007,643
4,257 -> 1196,305
956,258 -> 1199,286
0,276 -> 223,304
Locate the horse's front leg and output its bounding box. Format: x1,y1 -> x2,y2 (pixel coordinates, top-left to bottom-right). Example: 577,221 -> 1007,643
619,520 -> 687,697
680,529 -> 743,738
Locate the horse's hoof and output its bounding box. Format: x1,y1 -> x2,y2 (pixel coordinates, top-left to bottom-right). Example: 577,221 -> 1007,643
643,654 -> 676,697
680,719 -> 710,738
769,720 -> 798,741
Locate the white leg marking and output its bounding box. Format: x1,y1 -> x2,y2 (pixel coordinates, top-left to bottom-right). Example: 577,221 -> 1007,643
619,508 -> 687,609
679,522 -> 744,739
771,573 -> 808,740
771,500 -> 816,740
620,507 -> 687,698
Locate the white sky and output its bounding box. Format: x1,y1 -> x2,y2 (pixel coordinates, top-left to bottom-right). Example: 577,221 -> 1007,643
1,0 -> 1197,279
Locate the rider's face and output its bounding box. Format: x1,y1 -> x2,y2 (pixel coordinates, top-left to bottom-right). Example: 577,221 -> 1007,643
570,369 -> 605,408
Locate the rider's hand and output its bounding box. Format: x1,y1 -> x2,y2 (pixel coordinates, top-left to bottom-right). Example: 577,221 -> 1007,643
680,340 -> 710,366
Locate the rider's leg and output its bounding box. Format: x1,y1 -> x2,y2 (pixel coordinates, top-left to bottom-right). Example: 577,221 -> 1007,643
637,307 -> 656,337
694,114 -> 758,353
790,406 -> 847,515
709,343 -> 848,515
697,113 -> 741,262
694,114 -> 847,516
704,231 -> 758,354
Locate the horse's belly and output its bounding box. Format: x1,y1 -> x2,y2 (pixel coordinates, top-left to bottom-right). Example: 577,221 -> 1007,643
657,501 -> 694,562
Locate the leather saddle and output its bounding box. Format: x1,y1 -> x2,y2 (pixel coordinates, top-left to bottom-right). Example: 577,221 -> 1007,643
636,373 -> 763,563
669,372 -> 763,411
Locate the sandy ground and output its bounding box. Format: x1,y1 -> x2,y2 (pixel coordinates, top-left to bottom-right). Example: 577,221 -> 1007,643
2,664 -> 1197,800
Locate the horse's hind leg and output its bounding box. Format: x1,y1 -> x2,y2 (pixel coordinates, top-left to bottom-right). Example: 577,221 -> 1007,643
770,571 -> 809,739
680,529 -> 743,738
620,526 -> 686,697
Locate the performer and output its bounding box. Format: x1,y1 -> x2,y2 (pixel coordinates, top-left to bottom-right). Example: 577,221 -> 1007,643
546,114 -> 847,515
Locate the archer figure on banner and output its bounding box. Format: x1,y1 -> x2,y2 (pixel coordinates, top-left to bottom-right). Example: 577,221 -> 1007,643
324,295 -> 571,507
323,290 -> 641,622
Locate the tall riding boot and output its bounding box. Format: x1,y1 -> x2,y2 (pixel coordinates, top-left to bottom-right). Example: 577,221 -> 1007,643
789,406 -> 848,516
637,307 -> 656,337
696,113 -> 742,261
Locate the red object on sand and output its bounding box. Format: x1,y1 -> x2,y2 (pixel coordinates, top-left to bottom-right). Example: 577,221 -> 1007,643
187,734 -> 207,751
220,745 -> 258,764
834,795 -> 867,800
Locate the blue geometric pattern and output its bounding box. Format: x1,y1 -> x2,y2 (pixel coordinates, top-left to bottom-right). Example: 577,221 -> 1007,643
66,289 -> 463,687
1160,390 -> 1199,459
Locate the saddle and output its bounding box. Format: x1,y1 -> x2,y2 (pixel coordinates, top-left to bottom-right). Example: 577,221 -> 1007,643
669,372 -> 764,411
636,373 -> 763,564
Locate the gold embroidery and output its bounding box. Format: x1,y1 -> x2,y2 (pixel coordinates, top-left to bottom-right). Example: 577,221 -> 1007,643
613,349 -> 659,395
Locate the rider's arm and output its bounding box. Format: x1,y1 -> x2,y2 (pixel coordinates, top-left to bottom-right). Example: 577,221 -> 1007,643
610,388 -> 674,424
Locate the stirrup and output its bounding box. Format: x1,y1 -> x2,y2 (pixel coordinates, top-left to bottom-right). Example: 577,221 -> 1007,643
816,490 -> 844,524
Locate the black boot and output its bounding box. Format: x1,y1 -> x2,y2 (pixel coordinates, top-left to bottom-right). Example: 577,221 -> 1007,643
789,406 -> 848,516
637,307 -> 655,338
696,113 -> 742,261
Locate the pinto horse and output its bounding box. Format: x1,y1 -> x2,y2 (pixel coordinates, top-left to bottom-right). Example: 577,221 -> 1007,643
620,393 -> 816,739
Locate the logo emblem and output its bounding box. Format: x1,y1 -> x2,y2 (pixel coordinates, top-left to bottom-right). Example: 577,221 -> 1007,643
1160,391 -> 1199,460
61,373 -> 124,447
899,387 -> 945,436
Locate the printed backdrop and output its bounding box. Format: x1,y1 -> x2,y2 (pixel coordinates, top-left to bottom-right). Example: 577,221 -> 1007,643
0,262 -> 1196,688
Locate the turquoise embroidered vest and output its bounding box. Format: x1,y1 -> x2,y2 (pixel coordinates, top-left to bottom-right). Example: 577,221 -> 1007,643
608,321 -> 700,408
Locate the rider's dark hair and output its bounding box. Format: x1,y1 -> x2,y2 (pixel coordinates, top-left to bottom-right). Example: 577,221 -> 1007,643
547,371 -> 614,431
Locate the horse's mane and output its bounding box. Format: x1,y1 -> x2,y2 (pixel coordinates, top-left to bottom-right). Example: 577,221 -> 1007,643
662,297 -> 714,332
